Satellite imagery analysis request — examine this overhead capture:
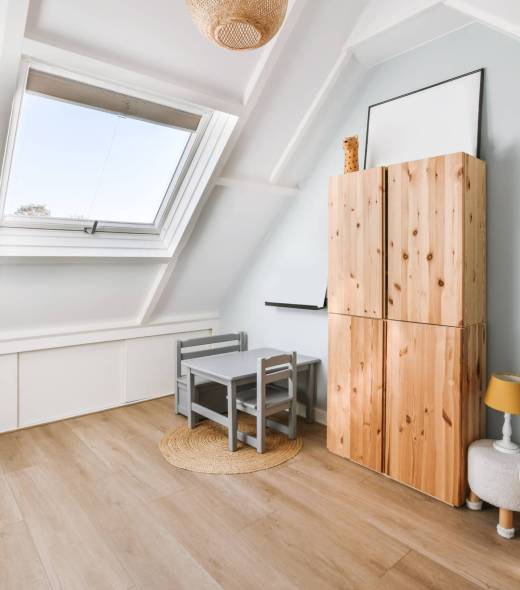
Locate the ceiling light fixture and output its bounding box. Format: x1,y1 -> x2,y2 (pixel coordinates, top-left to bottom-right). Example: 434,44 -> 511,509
186,0 -> 288,51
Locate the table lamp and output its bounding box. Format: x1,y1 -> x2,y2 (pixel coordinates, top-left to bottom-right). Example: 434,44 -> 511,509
485,373 -> 520,454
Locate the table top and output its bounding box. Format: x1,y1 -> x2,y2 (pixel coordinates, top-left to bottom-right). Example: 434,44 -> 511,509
183,347 -> 320,382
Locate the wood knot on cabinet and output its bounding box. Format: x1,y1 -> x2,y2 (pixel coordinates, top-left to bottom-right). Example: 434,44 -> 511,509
438,279 -> 445,287
405,415 -> 412,424
426,252 -> 433,261
402,252 -> 409,260
394,283 -> 401,291
442,410 -> 452,427
412,229 -> 418,236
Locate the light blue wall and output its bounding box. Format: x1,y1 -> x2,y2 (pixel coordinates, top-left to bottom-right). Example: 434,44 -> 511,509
221,23 -> 520,440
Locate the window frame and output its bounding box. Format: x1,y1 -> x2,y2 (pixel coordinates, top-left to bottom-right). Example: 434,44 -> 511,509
0,59 -> 213,236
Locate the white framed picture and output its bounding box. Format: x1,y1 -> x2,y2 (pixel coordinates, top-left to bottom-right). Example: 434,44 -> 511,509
364,69 -> 484,169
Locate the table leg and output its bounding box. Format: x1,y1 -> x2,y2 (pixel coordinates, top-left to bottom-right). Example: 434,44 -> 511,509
227,382 -> 237,452
187,369 -> 195,429
497,508 -> 515,539
305,364 -> 316,424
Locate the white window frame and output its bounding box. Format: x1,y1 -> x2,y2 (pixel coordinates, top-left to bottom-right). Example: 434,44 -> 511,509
0,59 -> 237,258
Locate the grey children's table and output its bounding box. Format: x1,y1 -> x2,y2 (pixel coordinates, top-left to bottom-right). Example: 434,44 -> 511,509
182,348 -> 320,451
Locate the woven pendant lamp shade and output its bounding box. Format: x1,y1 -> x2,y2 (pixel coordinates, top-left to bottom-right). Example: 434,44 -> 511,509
186,0 -> 288,51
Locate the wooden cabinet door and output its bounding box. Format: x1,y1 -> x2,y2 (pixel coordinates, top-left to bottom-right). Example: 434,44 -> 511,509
386,320 -> 462,504
385,320 -> 484,506
328,169 -> 384,318
387,154 -> 465,326
327,314 -> 384,471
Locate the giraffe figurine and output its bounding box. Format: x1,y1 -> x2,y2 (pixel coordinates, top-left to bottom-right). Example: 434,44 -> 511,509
343,135 -> 359,173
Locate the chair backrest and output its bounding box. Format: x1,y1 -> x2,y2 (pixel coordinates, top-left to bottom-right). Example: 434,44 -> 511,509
257,352 -> 297,404
176,332 -> 247,379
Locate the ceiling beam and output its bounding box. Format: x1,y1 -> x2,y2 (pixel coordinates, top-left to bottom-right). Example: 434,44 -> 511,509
139,260 -> 178,325
0,0 -> 29,160
22,38 -> 244,116
215,176 -> 299,196
270,47 -> 361,184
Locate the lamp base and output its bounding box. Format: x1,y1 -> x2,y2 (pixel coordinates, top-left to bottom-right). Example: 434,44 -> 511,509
493,439 -> 520,454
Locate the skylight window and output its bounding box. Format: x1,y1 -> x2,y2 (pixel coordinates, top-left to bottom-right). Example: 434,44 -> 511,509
0,68 -> 205,233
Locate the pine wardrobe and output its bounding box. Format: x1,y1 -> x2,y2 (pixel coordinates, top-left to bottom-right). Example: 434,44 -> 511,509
327,152 -> 486,506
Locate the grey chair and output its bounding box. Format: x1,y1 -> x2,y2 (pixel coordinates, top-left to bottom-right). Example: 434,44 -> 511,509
176,332 -> 247,416
235,352 -> 298,453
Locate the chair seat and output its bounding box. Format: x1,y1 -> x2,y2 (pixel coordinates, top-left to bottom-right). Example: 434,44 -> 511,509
235,385 -> 291,411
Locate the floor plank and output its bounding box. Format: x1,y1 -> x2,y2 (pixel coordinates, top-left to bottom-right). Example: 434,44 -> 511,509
0,521 -> 50,590
0,396 -> 518,590
376,550 -> 481,590
6,466 -> 134,590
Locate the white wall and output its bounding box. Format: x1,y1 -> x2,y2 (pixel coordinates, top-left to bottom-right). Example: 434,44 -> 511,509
221,23 -> 520,441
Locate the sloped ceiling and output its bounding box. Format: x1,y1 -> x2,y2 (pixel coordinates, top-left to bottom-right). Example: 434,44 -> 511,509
1,0 -> 520,341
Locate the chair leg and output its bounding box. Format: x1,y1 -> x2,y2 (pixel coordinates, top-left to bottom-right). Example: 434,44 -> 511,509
288,400 -> 297,440
187,371 -> 195,429
256,411 -> 266,453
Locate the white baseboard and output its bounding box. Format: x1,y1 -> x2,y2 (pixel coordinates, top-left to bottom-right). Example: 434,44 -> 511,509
297,402 -> 327,426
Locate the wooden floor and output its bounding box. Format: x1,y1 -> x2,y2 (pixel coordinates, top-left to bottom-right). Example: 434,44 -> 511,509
0,397 -> 518,590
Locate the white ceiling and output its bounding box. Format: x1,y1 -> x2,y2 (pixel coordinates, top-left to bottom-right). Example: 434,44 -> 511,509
25,0 -> 262,102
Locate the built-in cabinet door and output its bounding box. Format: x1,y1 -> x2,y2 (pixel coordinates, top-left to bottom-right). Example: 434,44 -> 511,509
327,314 -> 384,471
385,320 -> 467,505
328,169 -> 384,318
387,154 -> 465,326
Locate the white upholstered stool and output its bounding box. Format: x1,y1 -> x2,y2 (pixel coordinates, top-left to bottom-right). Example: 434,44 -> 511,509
467,439 -> 520,539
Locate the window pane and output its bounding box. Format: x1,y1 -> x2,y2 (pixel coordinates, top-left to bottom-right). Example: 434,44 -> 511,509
4,92 -> 192,224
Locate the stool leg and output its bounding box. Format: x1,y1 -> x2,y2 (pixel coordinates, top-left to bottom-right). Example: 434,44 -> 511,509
466,489 -> 483,511
497,508 -> 515,539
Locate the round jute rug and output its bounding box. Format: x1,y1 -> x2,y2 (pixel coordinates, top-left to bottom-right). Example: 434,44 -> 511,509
159,414 -> 303,474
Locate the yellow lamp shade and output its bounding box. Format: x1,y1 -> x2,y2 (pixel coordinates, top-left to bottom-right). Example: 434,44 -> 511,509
485,373 -> 520,415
